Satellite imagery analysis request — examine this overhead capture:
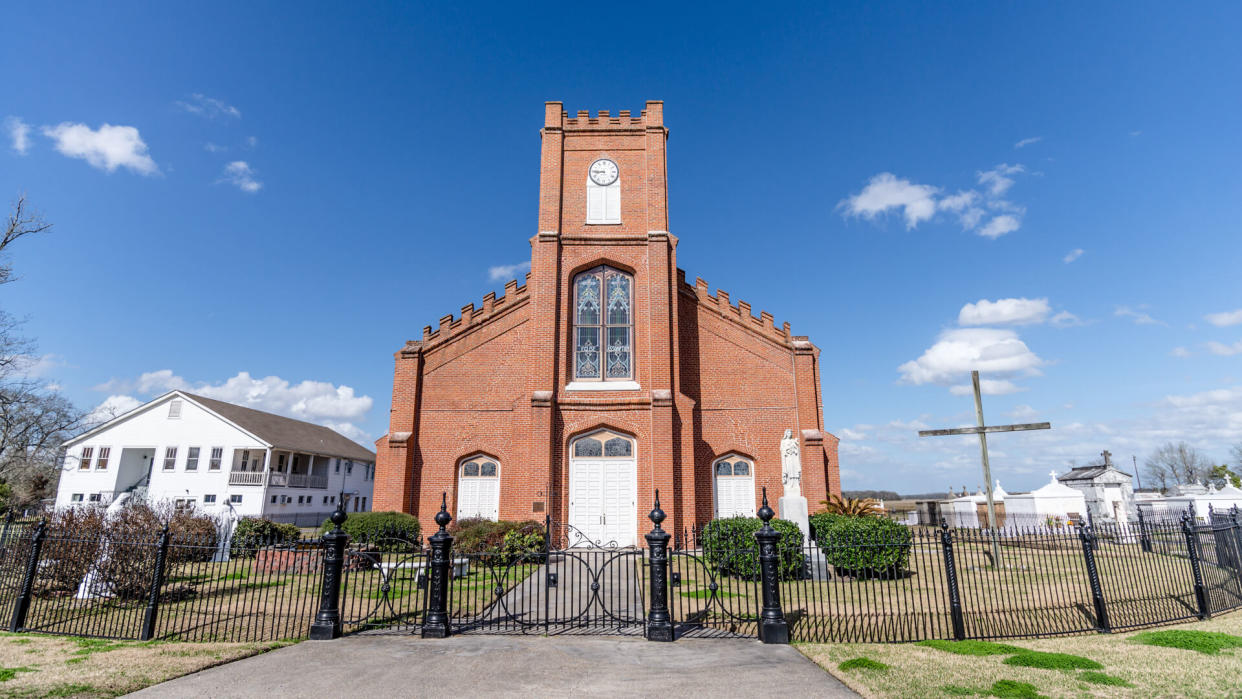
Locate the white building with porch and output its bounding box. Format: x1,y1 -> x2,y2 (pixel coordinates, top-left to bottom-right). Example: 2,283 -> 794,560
55,391 -> 375,525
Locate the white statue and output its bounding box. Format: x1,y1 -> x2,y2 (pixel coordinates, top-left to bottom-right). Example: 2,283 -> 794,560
780,428 -> 802,498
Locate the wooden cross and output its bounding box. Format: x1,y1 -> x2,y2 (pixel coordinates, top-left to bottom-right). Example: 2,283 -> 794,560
918,371 -> 1051,564
1100,450 -> 1112,468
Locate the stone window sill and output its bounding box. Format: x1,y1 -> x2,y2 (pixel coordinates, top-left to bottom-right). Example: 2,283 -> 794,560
565,381 -> 641,392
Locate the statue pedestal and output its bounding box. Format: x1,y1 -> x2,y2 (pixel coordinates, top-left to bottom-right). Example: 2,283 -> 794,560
778,495 -> 810,544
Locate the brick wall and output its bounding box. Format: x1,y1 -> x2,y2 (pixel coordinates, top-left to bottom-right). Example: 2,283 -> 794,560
374,101 -> 840,537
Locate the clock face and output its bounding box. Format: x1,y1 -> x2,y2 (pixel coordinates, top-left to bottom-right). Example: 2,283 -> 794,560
589,158 -> 619,186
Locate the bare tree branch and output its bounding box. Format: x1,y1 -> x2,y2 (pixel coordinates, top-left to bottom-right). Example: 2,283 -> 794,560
1,194 -> 52,286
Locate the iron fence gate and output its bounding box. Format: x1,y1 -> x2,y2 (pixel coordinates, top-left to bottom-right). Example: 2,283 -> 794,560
450,520 -> 646,636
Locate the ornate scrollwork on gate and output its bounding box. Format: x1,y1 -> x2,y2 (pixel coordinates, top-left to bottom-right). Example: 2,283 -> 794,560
340,534 -> 428,632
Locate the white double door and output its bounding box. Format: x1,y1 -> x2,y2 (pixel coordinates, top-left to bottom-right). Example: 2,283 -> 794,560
569,458 -> 637,547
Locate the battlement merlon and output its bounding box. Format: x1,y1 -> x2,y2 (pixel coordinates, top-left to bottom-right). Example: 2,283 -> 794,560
413,274 -> 531,347
681,271 -> 798,346
544,101 -> 666,131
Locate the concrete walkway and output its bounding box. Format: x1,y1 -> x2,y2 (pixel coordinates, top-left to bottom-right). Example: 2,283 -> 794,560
128,634 -> 858,698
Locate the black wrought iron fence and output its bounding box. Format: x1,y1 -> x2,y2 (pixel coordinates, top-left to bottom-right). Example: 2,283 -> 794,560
0,500 -> 1238,646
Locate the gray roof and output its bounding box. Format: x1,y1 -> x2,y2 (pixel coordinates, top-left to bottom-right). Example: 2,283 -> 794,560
182,392 -> 376,462
1059,465 -> 1132,482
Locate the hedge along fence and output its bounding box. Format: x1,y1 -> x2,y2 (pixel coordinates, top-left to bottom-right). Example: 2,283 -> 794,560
810,512 -> 913,579
449,518 -> 546,565
700,516 -> 805,580
319,511 -> 421,552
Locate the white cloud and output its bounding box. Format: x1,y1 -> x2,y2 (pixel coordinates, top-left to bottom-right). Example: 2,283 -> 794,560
949,378 -> 1023,396
1050,311 -> 1084,328
14,353 -> 64,379
937,190 -> 986,230
5,117 -> 31,155
1063,248 -> 1084,264
1115,306 -> 1164,326
94,370 -> 373,441
1170,346 -> 1192,358
1207,340 -> 1242,357
1014,137 -> 1042,149
978,214 -> 1021,239
175,93 -> 241,119
842,163 -> 1030,238
958,298 -> 1050,326
86,395 -> 143,425
1205,309 -> 1242,327
204,142 -> 227,153
1005,404 -> 1040,420
1129,130 -> 1142,137
245,136 -> 258,149
488,260 -> 531,282
977,164 -> 1025,197
838,427 -> 867,441
41,122 -> 159,175
218,161 -> 262,193
839,173 -> 940,229
898,328 -> 1045,390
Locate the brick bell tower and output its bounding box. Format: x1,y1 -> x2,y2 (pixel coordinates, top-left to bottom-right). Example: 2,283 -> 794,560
527,101 -> 681,532
375,100 -> 838,541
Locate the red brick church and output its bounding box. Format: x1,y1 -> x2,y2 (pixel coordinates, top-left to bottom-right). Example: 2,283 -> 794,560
374,101 -> 839,545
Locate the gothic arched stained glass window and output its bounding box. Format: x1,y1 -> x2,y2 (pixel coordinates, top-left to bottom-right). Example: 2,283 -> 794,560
574,266 -> 632,381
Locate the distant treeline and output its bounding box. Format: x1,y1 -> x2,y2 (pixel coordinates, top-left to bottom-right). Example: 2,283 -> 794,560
844,490 -> 950,502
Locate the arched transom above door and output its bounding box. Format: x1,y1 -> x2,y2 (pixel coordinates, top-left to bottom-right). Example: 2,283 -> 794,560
571,430 -> 634,458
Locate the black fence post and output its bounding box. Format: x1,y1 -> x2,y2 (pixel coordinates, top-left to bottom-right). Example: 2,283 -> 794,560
1231,507 -> 1242,574
140,525 -> 172,641
309,502 -> 349,640
1077,522 -> 1111,633
1136,508 -> 1152,553
645,489 -> 674,642
1182,510 -> 1211,620
939,519 -> 966,641
421,492 -> 454,639
754,488 -> 789,644
9,520 -> 46,633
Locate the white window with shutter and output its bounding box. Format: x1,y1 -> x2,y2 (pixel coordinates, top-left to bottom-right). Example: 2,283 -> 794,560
585,159 -> 621,224
713,456 -> 756,519
457,456 -> 500,521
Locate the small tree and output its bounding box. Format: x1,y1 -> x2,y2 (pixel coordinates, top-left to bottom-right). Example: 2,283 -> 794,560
1210,464 -> 1242,489
1144,441 -> 1212,493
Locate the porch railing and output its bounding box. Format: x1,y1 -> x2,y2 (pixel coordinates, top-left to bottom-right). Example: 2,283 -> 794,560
227,471 -> 265,486
266,472 -> 329,489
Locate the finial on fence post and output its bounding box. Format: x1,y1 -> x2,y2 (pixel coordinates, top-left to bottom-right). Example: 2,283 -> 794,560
435,491 -> 452,533
757,487 -> 774,524
648,489 -> 666,531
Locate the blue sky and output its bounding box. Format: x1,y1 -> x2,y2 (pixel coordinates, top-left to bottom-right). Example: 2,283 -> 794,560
3,2 -> 1240,495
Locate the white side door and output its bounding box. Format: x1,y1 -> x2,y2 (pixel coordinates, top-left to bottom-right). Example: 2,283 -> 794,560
602,459 -> 637,547
570,459 -> 606,546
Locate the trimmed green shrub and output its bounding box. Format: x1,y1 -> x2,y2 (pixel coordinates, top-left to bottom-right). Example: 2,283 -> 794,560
812,513 -> 912,578
230,517 -> 302,558
322,511 -> 421,550
449,518 -> 545,564
700,516 -> 805,580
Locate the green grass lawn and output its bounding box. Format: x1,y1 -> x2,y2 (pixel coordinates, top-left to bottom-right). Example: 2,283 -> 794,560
0,631 -> 289,698
799,612 -> 1242,698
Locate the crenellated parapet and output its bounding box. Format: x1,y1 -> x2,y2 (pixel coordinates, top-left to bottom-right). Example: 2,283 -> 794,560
677,268 -> 794,345
545,101 -> 665,131
419,271 -> 532,348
